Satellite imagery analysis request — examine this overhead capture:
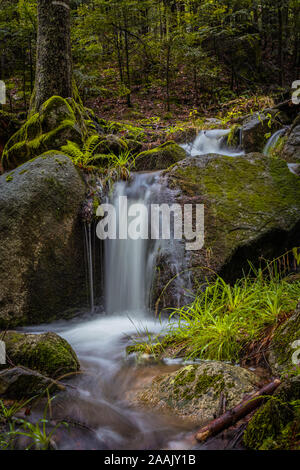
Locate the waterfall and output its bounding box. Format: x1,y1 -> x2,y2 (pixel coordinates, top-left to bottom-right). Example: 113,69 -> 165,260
104,173 -> 160,315
84,222 -> 95,313
181,129 -> 244,157
263,128 -> 287,156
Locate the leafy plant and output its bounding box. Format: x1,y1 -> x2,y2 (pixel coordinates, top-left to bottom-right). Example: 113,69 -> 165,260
61,135 -> 101,167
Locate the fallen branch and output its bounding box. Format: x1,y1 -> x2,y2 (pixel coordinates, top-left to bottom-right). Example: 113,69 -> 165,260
195,378 -> 281,443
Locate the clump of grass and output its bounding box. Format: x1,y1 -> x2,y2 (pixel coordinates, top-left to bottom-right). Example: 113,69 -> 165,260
134,256 -> 300,363
166,270 -> 300,362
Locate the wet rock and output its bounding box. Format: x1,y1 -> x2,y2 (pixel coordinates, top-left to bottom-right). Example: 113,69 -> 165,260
132,362 -> 260,425
2,331 -> 80,379
243,376 -> 300,450
268,303 -> 300,375
135,141 -> 186,171
154,153 -> 300,308
1,96 -> 87,171
241,112 -> 280,153
282,125 -> 300,163
0,366 -> 63,399
0,153 -> 86,327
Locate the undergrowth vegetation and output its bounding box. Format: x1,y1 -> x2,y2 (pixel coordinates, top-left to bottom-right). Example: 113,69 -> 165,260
133,258 -> 300,364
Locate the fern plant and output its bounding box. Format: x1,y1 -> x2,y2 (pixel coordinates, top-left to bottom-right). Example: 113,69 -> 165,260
61,135 -> 101,167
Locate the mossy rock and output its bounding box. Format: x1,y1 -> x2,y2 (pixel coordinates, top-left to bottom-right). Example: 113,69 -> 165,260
244,376 -> 300,450
154,153 -> 300,308
132,362 -> 259,424
268,303 -> 300,375
1,96 -> 86,171
0,154 -> 87,327
242,112 -> 280,153
135,141 -> 186,171
96,134 -> 128,155
2,331 -> 80,379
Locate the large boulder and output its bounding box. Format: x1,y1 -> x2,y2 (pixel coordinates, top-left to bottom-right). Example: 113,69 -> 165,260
267,303 -> 300,375
282,125 -> 300,163
1,96 -> 86,171
135,141 -> 186,171
0,153 -> 87,328
154,153 -> 300,308
242,112 -> 280,153
0,366 -> 62,399
131,362 -> 259,424
2,331 -> 80,379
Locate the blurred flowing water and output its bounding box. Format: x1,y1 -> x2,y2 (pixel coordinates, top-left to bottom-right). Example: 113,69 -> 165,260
181,128 -> 244,157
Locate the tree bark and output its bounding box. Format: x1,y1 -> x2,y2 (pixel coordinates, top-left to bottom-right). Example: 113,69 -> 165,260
195,379 -> 281,443
33,0 -> 72,111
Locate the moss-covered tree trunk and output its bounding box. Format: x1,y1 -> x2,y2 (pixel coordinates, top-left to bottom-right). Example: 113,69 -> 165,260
33,0 -> 72,111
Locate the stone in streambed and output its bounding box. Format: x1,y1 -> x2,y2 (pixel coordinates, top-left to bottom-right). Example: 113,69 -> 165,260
241,112 -> 280,153
2,331 -> 80,379
131,362 -> 260,425
0,366 -> 63,399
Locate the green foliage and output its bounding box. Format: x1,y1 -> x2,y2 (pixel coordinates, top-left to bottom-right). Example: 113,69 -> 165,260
0,395 -> 68,450
61,135 -> 101,167
135,258 -> 300,363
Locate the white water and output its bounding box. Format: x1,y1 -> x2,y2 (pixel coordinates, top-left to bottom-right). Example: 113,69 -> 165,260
181,129 -> 244,157
105,173 -> 160,315
84,223 -> 95,313
263,128 -> 287,156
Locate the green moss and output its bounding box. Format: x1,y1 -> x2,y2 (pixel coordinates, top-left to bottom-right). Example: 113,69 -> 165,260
3,331 -> 80,379
1,96 -> 84,171
243,398 -> 296,450
173,365 -> 197,386
194,371 -> 225,397
135,141 -> 186,171
171,154 -> 300,255
270,310 -> 300,372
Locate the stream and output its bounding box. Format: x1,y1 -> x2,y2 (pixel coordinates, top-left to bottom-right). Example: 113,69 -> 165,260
22,129 -> 286,450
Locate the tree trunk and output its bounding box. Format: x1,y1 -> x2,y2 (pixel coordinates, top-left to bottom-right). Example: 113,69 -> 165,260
33,0 -> 72,111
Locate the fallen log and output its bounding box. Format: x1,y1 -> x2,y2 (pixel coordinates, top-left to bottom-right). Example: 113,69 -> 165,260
195,378 -> 281,443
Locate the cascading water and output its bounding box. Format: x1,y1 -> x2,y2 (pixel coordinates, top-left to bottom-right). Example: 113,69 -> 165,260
181,128 -> 244,157
263,128 -> 299,176
105,173 -> 160,315
83,222 -> 95,313
263,128 -> 287,156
